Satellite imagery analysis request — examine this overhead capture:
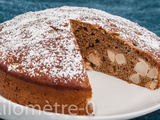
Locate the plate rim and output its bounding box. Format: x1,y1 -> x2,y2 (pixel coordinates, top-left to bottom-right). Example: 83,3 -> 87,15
58,103 -> 160,120
0,95 -> 160,120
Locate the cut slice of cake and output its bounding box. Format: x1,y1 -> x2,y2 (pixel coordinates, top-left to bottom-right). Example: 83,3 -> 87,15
0,6 -> 160,116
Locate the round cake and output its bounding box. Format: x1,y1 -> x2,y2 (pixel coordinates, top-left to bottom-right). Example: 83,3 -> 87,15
0,6 -> 160,115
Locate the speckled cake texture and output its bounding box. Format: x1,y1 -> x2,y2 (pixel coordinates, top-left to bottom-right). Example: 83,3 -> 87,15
0,6 -> 160,88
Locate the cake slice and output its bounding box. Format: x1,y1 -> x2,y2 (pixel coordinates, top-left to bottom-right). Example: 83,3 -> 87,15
0,6 -> 160,116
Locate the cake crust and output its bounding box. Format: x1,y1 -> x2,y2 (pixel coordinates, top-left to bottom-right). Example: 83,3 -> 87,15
0,69 -> 92,115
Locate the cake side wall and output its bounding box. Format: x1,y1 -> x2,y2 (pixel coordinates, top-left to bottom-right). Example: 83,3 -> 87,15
0,70 -> 93,115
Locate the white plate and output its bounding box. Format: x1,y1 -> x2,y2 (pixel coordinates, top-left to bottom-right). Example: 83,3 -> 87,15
0,71 -> 160,120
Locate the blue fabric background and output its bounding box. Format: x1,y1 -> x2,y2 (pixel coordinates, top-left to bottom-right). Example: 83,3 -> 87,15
0,0 -> 160,119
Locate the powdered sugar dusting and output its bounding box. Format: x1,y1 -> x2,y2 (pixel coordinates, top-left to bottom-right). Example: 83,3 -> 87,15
0,6 -> 160,88
0,12 -> 88,88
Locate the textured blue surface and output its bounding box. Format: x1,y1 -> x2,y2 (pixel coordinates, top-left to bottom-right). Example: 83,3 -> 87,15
0,0 -> 160,120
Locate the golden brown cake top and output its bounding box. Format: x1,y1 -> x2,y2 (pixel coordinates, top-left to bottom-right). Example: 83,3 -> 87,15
0,6 -> 160,89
